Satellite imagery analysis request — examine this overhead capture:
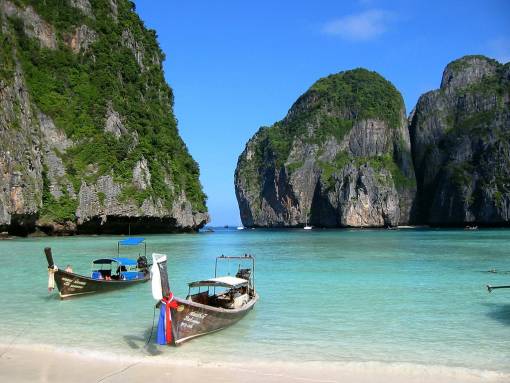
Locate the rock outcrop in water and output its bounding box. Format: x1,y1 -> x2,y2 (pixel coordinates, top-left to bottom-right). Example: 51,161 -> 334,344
0,0 -> 208,235
236,55 -> 510,228
235,69 -> 416,227
410,55 -> 510,225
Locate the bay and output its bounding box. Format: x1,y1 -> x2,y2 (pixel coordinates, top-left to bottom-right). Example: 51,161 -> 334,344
0,228 -> 509,372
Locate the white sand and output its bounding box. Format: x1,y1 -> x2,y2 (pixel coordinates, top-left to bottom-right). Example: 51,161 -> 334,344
0,345 -> 508,383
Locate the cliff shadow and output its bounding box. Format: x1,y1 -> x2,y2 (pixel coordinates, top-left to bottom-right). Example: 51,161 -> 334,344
77,216 -> 183,235
6,214 -> 37,236
407,187 -> 421,225
310,178 -> 338,227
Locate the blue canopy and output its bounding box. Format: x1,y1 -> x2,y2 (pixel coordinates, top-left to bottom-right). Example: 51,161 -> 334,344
118,237 -> 145,246
93,257 -> 138,266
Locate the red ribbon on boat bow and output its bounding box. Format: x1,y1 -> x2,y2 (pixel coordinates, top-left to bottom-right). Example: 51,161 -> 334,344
162,292 -> 178,343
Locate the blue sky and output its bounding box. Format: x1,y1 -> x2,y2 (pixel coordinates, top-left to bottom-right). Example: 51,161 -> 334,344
133,0 -> 510,226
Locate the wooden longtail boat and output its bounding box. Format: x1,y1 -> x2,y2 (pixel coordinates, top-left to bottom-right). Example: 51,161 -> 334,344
152,254 -> 259,345
45,238 -> 150,299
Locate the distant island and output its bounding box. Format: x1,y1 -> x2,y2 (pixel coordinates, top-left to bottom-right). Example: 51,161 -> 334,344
235,55 -> 510,228
0,0 -> 208,236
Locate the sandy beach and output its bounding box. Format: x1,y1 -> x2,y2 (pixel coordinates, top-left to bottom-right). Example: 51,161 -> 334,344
1,345 -> 508,383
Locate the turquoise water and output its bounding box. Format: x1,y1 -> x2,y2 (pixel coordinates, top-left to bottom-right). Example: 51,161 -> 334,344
0,228 -> 509,372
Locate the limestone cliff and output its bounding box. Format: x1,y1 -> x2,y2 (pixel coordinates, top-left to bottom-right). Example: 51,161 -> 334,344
410,55 -> 510,225
0,0 -> 208,235
235,69 -> 416,227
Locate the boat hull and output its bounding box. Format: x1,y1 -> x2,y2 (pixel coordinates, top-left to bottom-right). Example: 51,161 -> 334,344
170,293 -> 259,345
54,269 -> 150,299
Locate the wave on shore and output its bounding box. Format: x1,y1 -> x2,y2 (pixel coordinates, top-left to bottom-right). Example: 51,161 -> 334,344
2,343 -> 508,383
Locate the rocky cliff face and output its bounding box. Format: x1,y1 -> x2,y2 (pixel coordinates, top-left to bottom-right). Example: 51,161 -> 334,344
0,0 -> 208,235
235,69 -> 416,227
410,55 -> 510,225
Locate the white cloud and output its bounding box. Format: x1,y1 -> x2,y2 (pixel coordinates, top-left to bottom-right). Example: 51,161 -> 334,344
322,9 -> 395,42
488,37 -> 510,63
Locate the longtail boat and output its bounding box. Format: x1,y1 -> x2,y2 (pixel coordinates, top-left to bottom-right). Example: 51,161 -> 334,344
151,254 -> 258,346
45,238 -> 150,299
487,284 -> 510,293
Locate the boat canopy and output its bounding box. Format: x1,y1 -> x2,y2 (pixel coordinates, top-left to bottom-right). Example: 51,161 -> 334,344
118,237 -> 145,246
93,257 -> 138,266
117,237 -> 146,258
188,276 -> 248,289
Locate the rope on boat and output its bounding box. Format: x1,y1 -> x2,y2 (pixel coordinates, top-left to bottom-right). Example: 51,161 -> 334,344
144,304 -> 157,347
96,305 -> 158,382
3,265 -> 55,358
0,321 -> 32,358
95,360 -> 143,383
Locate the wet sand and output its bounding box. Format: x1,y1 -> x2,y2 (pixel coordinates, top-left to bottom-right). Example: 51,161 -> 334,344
1,345 -> 508,383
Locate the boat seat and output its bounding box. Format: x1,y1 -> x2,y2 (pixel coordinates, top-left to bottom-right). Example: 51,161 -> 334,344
100,270 -> 111,277
230,293 -> 249,309
121,271 -> 139,280
190,291 -> 209,304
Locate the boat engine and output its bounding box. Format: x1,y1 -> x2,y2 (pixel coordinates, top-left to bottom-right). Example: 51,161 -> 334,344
137,255 -> 148,269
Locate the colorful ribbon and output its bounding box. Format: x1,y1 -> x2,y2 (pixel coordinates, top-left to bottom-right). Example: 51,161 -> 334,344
161,292 -> 178,343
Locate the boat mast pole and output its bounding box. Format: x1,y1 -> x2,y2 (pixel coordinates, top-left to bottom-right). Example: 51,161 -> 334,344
215,256 -> 220,278
214,256 -> 219,295
252,255 -> 255,293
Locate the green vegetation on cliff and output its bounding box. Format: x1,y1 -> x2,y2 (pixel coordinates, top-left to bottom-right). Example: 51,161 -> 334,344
41,165 -> 78,223
310,69 -> 403,129
445,55 -> 500,75
255,69 -> 404,167
0,26 -> 15,82
6,0 -> 207,216
319,152 -> 415,190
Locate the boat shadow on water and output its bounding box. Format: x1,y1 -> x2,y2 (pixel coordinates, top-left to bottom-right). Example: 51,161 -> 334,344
123,327 -> 163,356
483,303 -> 510,326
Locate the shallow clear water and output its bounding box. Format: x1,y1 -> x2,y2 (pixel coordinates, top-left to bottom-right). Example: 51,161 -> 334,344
1,228 -> 509,372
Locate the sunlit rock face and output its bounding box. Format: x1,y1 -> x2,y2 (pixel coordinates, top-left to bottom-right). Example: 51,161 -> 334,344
235,69 -> 416,228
